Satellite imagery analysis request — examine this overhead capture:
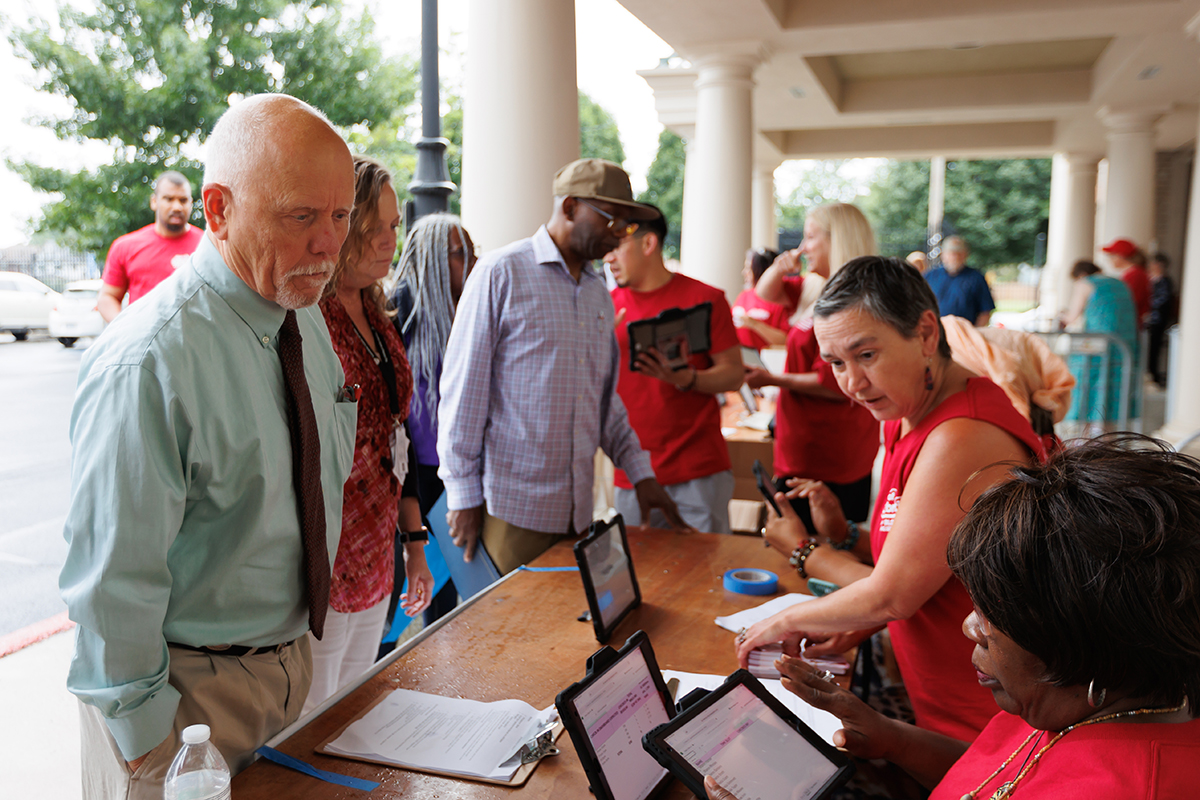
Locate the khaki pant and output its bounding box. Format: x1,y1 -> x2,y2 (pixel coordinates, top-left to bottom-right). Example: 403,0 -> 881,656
79,637 -> 312,800
481,511 -> 572,574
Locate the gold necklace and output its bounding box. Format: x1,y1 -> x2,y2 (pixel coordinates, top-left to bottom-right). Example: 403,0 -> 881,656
960,702 -> 1186,800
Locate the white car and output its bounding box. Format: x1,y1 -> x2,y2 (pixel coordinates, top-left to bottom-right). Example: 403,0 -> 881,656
49,279 -> 107,347
0,271 -> 60,341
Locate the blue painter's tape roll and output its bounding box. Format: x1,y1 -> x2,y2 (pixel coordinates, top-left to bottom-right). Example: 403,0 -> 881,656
723,568 -> 778,595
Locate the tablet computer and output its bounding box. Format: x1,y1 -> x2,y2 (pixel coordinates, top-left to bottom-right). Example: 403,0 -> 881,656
574,514 -> 641,643
642,669 -> 854,800
555,631 -> 675,800
627,302 -> 713,372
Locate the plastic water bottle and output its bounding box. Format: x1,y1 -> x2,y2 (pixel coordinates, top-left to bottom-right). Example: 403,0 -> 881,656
163,724 -> 231,800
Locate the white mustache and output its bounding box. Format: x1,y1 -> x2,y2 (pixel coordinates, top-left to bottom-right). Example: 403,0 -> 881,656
292,261 -> 335,277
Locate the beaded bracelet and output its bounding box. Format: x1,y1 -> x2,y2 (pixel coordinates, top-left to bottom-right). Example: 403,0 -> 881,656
789,539 -> 820,578
832,521 -> 860,551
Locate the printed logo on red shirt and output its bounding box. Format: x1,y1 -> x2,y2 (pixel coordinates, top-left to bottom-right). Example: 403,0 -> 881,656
879,487 -> 900,533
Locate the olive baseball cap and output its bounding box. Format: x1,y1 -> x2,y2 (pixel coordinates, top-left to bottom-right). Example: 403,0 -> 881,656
552,159 -> 661,220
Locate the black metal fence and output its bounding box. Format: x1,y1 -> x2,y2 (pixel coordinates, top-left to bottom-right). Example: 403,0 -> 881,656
0,244 -> 99,292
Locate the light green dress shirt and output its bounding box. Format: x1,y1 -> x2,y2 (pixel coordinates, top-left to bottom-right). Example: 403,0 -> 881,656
60,235 -> 357,760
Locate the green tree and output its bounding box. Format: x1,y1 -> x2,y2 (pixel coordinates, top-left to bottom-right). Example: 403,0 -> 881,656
8,0 -> 417,260
943,158 -> 1051,266
862,158 -> 1051,266
775,159 -> 871,233
637,129 -> 685,260
860,159 -> 929,257
579,92 -> 625,165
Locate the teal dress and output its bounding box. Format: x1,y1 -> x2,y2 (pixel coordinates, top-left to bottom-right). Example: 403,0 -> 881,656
1067,274 -> 1139,423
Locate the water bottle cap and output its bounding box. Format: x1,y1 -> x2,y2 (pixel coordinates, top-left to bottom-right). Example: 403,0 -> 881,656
181,724 -> 211,745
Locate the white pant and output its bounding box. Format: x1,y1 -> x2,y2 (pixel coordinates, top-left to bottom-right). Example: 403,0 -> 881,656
614,470 -> 735,534
303,597 -> 390,715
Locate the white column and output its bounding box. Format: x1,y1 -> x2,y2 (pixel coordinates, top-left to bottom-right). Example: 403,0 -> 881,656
1100,109 -> 1162,249
679,47 -> 762,300
751,164 -> 779,250
1043,153 -> 1099,313
928,156 -> 946,249
462,0 -> 579,254
1157,107 -> 1200,444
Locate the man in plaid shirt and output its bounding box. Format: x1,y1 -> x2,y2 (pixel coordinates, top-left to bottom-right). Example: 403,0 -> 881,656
438,159 -> 687,573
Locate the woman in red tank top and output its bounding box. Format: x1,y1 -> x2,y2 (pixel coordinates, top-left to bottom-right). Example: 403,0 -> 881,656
740,256 -> 1045,742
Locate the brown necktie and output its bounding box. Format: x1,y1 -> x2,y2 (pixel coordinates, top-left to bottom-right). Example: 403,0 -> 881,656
278,310 -> 330,639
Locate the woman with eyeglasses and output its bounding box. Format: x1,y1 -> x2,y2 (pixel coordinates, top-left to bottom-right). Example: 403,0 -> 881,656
303,157 -> 433,714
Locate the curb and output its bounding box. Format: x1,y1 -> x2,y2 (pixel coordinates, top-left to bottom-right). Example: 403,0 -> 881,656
0,611 -> 75,658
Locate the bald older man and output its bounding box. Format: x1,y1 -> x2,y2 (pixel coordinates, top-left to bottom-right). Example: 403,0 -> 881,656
61,94 -> 358,798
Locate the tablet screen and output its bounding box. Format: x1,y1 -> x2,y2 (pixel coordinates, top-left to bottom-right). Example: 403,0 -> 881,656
581,523 -> 638,631
573,646 -> 671,800
663,683 -> 838,800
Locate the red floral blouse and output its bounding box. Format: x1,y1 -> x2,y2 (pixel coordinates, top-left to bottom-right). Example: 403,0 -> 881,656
320,294 -> 414,613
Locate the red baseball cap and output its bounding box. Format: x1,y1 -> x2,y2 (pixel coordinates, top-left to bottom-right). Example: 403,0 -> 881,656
1102,238 -> 1139,259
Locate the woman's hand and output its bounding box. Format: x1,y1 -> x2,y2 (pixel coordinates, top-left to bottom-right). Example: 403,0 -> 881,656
734,612 -> 812,668
776,654 -> 898,760
704,776 -> 738,800
798,627 -> 877,657
743,365 -> 775,389
784,479 -> 846,542
399,542 -> 433,616
762,492 -> 807,555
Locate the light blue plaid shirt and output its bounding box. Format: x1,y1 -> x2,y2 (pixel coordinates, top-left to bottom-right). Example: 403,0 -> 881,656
438,226 -> 653,533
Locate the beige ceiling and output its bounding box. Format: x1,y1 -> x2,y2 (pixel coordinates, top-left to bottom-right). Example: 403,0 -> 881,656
830,38 -> 1112,81
623,0 -> 1200,160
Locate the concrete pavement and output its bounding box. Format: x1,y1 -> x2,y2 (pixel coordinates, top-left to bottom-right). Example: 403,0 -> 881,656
0,628 -> 80,799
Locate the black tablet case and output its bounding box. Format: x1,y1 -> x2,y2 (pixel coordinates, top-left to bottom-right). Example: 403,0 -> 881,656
574,514 -> 642,643
555,631 -> 676,800
641,669 -> 855,800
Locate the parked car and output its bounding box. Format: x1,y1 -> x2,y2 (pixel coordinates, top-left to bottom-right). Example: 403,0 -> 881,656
0,271 -> 60,341
49,279 -> 107,347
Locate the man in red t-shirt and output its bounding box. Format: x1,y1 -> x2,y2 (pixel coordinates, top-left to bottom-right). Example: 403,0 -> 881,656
605,209 -> 744,533
99,171 -> 204,321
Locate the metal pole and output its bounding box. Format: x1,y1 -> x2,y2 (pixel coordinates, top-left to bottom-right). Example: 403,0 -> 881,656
407,0 -> 456,224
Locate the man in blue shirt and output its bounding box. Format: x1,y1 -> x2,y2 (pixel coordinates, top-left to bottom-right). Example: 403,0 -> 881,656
925,235 -> 995,326
61,94 -> 358,798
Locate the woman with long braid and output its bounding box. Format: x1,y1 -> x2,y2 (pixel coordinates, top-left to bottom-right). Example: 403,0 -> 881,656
386,213 -> 476,624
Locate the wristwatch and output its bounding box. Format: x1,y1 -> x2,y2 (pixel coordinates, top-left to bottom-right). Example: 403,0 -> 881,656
398,525 -> 429,544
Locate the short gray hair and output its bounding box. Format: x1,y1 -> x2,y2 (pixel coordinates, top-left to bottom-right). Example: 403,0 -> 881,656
815,255 -> 952,360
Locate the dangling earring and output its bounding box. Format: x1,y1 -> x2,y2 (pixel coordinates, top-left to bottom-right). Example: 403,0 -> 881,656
1087,679 -> 1106,708
924,358 -> 934,392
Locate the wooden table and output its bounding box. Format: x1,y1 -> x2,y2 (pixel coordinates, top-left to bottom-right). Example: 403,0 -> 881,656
722,391 -> 775,502
233,527 -> 809,799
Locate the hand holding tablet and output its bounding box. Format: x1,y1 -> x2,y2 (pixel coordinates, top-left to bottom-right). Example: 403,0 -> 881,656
641,670 -> 853,800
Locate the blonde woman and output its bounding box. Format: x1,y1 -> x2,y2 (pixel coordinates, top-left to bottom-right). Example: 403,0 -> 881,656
744,203 -> 880,536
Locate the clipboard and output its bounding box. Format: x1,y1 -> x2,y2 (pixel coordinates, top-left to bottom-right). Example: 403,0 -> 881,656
574,514 -> 641,643
315,688 -> 565,787
555,631 -> 676,800
626,301 -> 712,371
